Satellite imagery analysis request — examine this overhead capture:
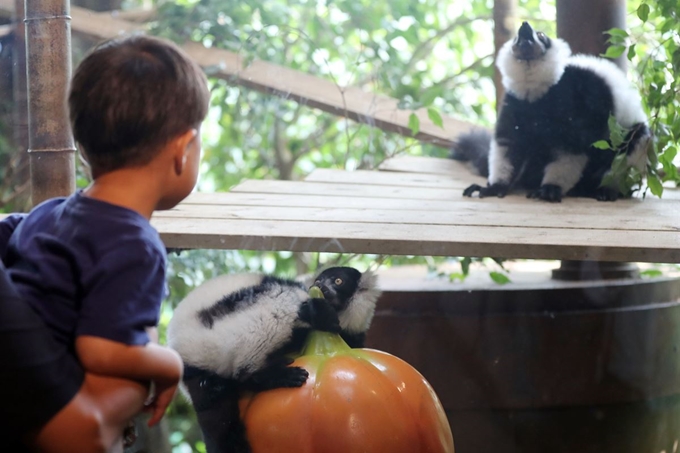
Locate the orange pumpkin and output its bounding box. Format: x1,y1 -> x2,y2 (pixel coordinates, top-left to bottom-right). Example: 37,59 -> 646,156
238,331 -> 455,453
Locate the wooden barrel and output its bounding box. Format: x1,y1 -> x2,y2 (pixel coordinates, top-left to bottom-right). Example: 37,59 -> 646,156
365,269 -> 680,452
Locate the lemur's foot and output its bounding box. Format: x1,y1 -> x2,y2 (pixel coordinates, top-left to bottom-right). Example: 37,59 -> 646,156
463,183 -> 508,198
595,187 -> 619,202
122,420 -> 137,448
527,184 -> 563,202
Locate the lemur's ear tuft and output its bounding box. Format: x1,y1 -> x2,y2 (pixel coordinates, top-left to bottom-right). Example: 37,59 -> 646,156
358,270 -> 379,293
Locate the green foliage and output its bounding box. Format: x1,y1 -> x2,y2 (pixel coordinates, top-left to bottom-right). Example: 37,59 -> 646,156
603,0 -> 680,197
489,271 -> 511,285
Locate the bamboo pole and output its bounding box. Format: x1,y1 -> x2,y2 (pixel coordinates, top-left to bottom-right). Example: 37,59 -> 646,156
493,0 -> 517,112
11,0 -> 29,209
24,0 -> 75,206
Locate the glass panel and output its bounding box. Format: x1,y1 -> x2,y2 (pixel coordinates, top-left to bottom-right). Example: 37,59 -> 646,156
1,1 -> 679,452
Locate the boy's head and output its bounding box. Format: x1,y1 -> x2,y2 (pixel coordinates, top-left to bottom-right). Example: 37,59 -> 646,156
68,35 -> 210,179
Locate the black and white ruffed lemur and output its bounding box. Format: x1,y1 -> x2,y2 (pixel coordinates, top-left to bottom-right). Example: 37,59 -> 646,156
166,266 -> 381,453
453,21 -> 651,202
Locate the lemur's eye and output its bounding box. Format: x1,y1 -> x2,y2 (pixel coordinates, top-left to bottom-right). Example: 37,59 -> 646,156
335,278 -> 343,285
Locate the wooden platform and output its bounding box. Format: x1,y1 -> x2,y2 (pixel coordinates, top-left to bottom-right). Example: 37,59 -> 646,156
150,155 -> 680,263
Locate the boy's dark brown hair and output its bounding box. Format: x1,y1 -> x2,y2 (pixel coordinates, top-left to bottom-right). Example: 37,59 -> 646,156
69,34 -> 210,174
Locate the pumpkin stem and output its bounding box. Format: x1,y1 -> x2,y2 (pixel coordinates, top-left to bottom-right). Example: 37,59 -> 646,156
302,330 -> 352,356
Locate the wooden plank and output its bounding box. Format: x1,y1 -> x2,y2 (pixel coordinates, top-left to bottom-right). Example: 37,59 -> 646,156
0,0 -> 478,148
379,155 -> 479,175
150,217 -> 680,263
179,191 -> 680,215
154,204 -> 680,232
108,8 -> 157,22
232,179 -> 473,198
229,179 -> 680,207
304,167 -> 485,188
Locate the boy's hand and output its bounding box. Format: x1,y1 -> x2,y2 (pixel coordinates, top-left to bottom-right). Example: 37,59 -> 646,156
145,378 -> 180,427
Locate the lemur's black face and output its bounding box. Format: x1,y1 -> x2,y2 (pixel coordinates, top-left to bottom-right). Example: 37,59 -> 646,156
311,267 -> 362,312
512,21 -> 552,61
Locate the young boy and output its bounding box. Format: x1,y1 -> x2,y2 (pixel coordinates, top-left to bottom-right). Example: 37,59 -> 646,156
0,34 -> 210,451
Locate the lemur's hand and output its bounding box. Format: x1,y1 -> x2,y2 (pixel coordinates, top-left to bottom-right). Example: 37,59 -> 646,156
299,298 -> 341,334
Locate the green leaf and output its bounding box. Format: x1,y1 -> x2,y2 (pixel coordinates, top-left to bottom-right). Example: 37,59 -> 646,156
448,272 -> 466,282
637,3 -> 650,22
593,140 -> 612,150
647,173 -> 664,197
489,271 -> 511,285
640,269 -> 663,278
427,108 -> 444,129
602,45 -> 626,59
627,44 -> 636,61
606,28 -> 629,39
420,86 -> 442,107
408,113 -> 420,136
607,115 -> 626,148
662,146 -> 677,162
460,257 -> 471,276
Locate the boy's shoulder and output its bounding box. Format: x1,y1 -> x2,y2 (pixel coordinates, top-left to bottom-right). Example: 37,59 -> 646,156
21,191 -> 165,257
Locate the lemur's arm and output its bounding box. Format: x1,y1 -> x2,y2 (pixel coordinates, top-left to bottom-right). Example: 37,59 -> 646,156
463,137 -> 515,198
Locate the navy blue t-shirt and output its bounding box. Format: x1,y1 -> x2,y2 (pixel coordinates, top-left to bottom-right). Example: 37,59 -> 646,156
0,191 -> 167,349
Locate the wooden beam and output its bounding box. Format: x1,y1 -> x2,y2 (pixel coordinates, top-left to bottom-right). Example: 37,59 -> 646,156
108,8 -> 157,23
0,0 -> 478,148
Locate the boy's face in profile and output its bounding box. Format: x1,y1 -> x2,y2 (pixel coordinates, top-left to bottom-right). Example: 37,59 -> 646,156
183,129 -> 203,194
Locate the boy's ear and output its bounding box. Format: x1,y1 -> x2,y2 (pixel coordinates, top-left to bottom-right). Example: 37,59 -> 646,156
173,129 -> 198,175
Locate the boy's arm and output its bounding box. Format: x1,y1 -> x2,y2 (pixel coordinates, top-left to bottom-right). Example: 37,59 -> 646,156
76,335 -> 183,426
75,335 -> 182,383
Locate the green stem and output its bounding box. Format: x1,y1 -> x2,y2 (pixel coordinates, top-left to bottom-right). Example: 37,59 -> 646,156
302,330 -> 352,356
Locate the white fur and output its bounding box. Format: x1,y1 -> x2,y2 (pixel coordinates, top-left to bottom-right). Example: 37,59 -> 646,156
488,139 -> 513,185
567,55 -> 647,127
340,270 -> 380,334
167,273 -> 309,379
497,37 -> 572,102
627,133 -> 651,172
542,152 -> 589,191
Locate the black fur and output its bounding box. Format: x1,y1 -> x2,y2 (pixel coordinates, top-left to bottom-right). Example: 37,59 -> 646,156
449,129 -> 491,177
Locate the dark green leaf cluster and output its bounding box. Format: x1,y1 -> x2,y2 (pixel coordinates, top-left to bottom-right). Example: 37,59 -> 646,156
603,1 -> 679,198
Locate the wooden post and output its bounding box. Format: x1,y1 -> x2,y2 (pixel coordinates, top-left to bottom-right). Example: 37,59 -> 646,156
25,0 -> 76,205
556,0 -> 627,69
493,0 -> 517,111
555,0 -> 632,280
72,0 -> 122,12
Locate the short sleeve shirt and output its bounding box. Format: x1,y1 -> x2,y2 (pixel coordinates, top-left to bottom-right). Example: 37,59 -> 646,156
1,191 -> 168,349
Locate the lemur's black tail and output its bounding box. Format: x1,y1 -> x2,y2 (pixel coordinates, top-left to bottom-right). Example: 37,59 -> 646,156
449,129 -> 492,177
